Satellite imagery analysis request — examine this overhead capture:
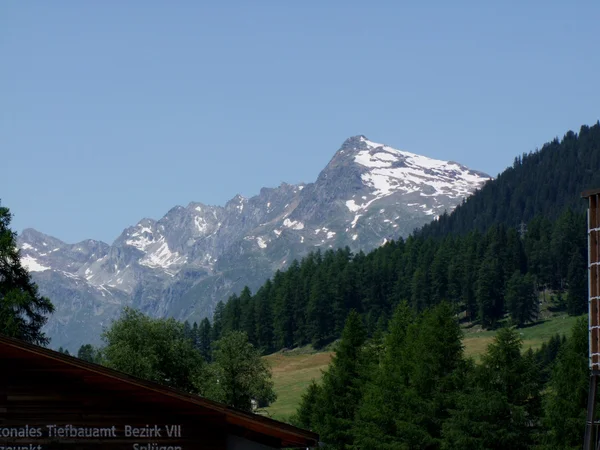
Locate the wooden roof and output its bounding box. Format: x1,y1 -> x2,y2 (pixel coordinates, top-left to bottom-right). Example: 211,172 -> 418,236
0,334 -> 319,448
582,188 -> 600,198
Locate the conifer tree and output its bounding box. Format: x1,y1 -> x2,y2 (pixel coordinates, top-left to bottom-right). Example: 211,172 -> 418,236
540,318 -> 588,449
272,270 -> 295,349
211,301 -> 225,341
442,327 -> 542,450
353,302 -> 465,449
302,310 -> 367,449
222,293 -> 241,334
191,321 -> 199,348
0,204 -> 54,345
239,286 -> 256,344
505,271 -> 538,326
254,281 -> 275,353
566,250 -> 587,316
197,318 -> 212,362
291,380 -> 322,431
476,253 -> 502,328
183,320 -> 192,341
306,271 -> 334,348
77,343 -> 100,363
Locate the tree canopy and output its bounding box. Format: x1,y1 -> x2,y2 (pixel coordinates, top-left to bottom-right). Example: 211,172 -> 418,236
0,203 -> 54,345
101,307 -> 205,393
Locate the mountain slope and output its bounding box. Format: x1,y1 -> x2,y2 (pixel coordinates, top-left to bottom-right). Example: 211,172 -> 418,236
204,124 -> 595,359
417,122 -> 600,238
18,136 -> 490,350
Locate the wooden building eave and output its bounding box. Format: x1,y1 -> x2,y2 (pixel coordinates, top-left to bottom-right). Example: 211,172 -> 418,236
0,334 -> 319,448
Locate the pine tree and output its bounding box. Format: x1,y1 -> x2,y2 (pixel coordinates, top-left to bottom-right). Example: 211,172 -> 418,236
306,271 -> 334,348
0,204 -> 55,345
291,380 -> 322,431
211,301 -> 225,341
442,327 -> 542,450
272,270 -> 295,349
476,253 -> 502,328
254,281 -> 275,354
222,293 -> 241,334
191,321 -> 199,348
505,271 -> 538,326
239,286 -> 256,345
197,318 -> 212,362
77,344 -> 100,363
540,318 -> 588,449
353,302 -> 465,449
183,320 -> 192,341
566,250 -> 587,316
302,310 -> 367,449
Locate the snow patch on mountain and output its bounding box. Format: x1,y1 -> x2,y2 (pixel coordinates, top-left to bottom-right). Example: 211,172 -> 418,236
257,237 -> 267,249
125,225 -> 156,251
357,137 -> 490,199
139,239 -> 186,269
194,216 -> 208,233
21,255 -> 50,272
283,218 -> 304,230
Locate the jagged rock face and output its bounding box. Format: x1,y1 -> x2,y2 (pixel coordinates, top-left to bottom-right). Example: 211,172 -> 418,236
17,136 -> 491,351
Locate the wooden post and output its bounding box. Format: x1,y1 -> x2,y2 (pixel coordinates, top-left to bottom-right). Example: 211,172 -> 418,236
582,189 -> 600,450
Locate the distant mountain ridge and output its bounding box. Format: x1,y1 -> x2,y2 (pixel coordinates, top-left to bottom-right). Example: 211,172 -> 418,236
17,136 -> 491,350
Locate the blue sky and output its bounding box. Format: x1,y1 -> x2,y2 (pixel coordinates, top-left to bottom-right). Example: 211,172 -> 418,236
2,2 -> 599,244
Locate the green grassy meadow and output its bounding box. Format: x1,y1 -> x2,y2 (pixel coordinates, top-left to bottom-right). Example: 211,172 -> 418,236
263,312 -> 584,420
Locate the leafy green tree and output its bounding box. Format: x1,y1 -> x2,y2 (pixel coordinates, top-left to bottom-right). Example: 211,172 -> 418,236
201,331 -> 276,412
0,204 -> 54,345
540,318 -> 588,449
102,307 -> 205,393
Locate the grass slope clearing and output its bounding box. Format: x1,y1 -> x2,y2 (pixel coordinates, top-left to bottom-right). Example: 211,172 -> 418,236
263,311 -> 583,421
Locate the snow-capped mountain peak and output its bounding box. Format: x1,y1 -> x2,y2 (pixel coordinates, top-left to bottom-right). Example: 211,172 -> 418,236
18,136 -> 491,351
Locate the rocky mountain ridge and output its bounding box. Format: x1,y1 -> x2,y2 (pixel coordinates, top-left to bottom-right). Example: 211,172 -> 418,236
18,136 -> 491,350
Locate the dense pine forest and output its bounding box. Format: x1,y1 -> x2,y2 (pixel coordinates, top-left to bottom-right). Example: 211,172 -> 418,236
184,210 -> 586,354
181,123 -> 600,355
291,303 -> 585,449
418,121 -> 600,237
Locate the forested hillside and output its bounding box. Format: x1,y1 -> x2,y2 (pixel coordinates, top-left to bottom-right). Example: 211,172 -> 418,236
185,210 -> 586,354
292,302 -> 587,449
181,123 -> 599,355
418,122 -> 600,237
